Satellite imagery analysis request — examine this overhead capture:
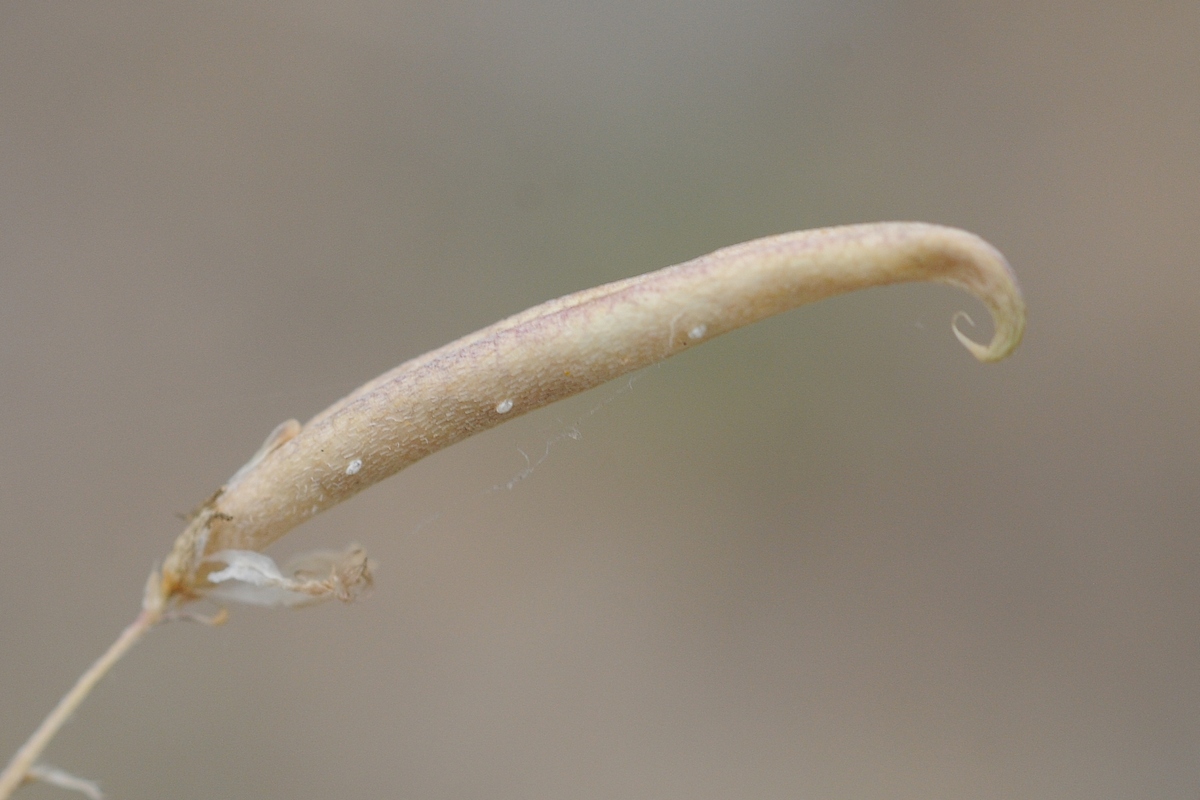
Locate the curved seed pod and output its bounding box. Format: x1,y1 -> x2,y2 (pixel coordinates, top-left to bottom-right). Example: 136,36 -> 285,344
161,222 -> 1024,602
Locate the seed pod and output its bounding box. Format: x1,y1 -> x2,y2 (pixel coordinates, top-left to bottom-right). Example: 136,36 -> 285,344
160,222 -> 1024,605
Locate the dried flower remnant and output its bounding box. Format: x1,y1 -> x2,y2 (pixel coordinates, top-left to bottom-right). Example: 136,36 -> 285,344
0,221 -> 1024,799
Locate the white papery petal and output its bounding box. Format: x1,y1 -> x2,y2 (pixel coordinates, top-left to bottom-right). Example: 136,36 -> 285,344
203,546 -> 373,608
208,550 -> 285,586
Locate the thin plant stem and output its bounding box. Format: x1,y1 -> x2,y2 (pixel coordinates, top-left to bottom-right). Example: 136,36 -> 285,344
0,607 -> 161,800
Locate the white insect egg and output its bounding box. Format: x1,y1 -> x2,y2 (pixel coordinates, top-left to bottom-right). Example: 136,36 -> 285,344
688,323 -> 707,340
495,399 -> 514,414
345,458 -> 363,476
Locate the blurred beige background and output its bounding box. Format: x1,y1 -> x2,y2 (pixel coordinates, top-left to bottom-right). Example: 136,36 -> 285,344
2,3 -> 1197,798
